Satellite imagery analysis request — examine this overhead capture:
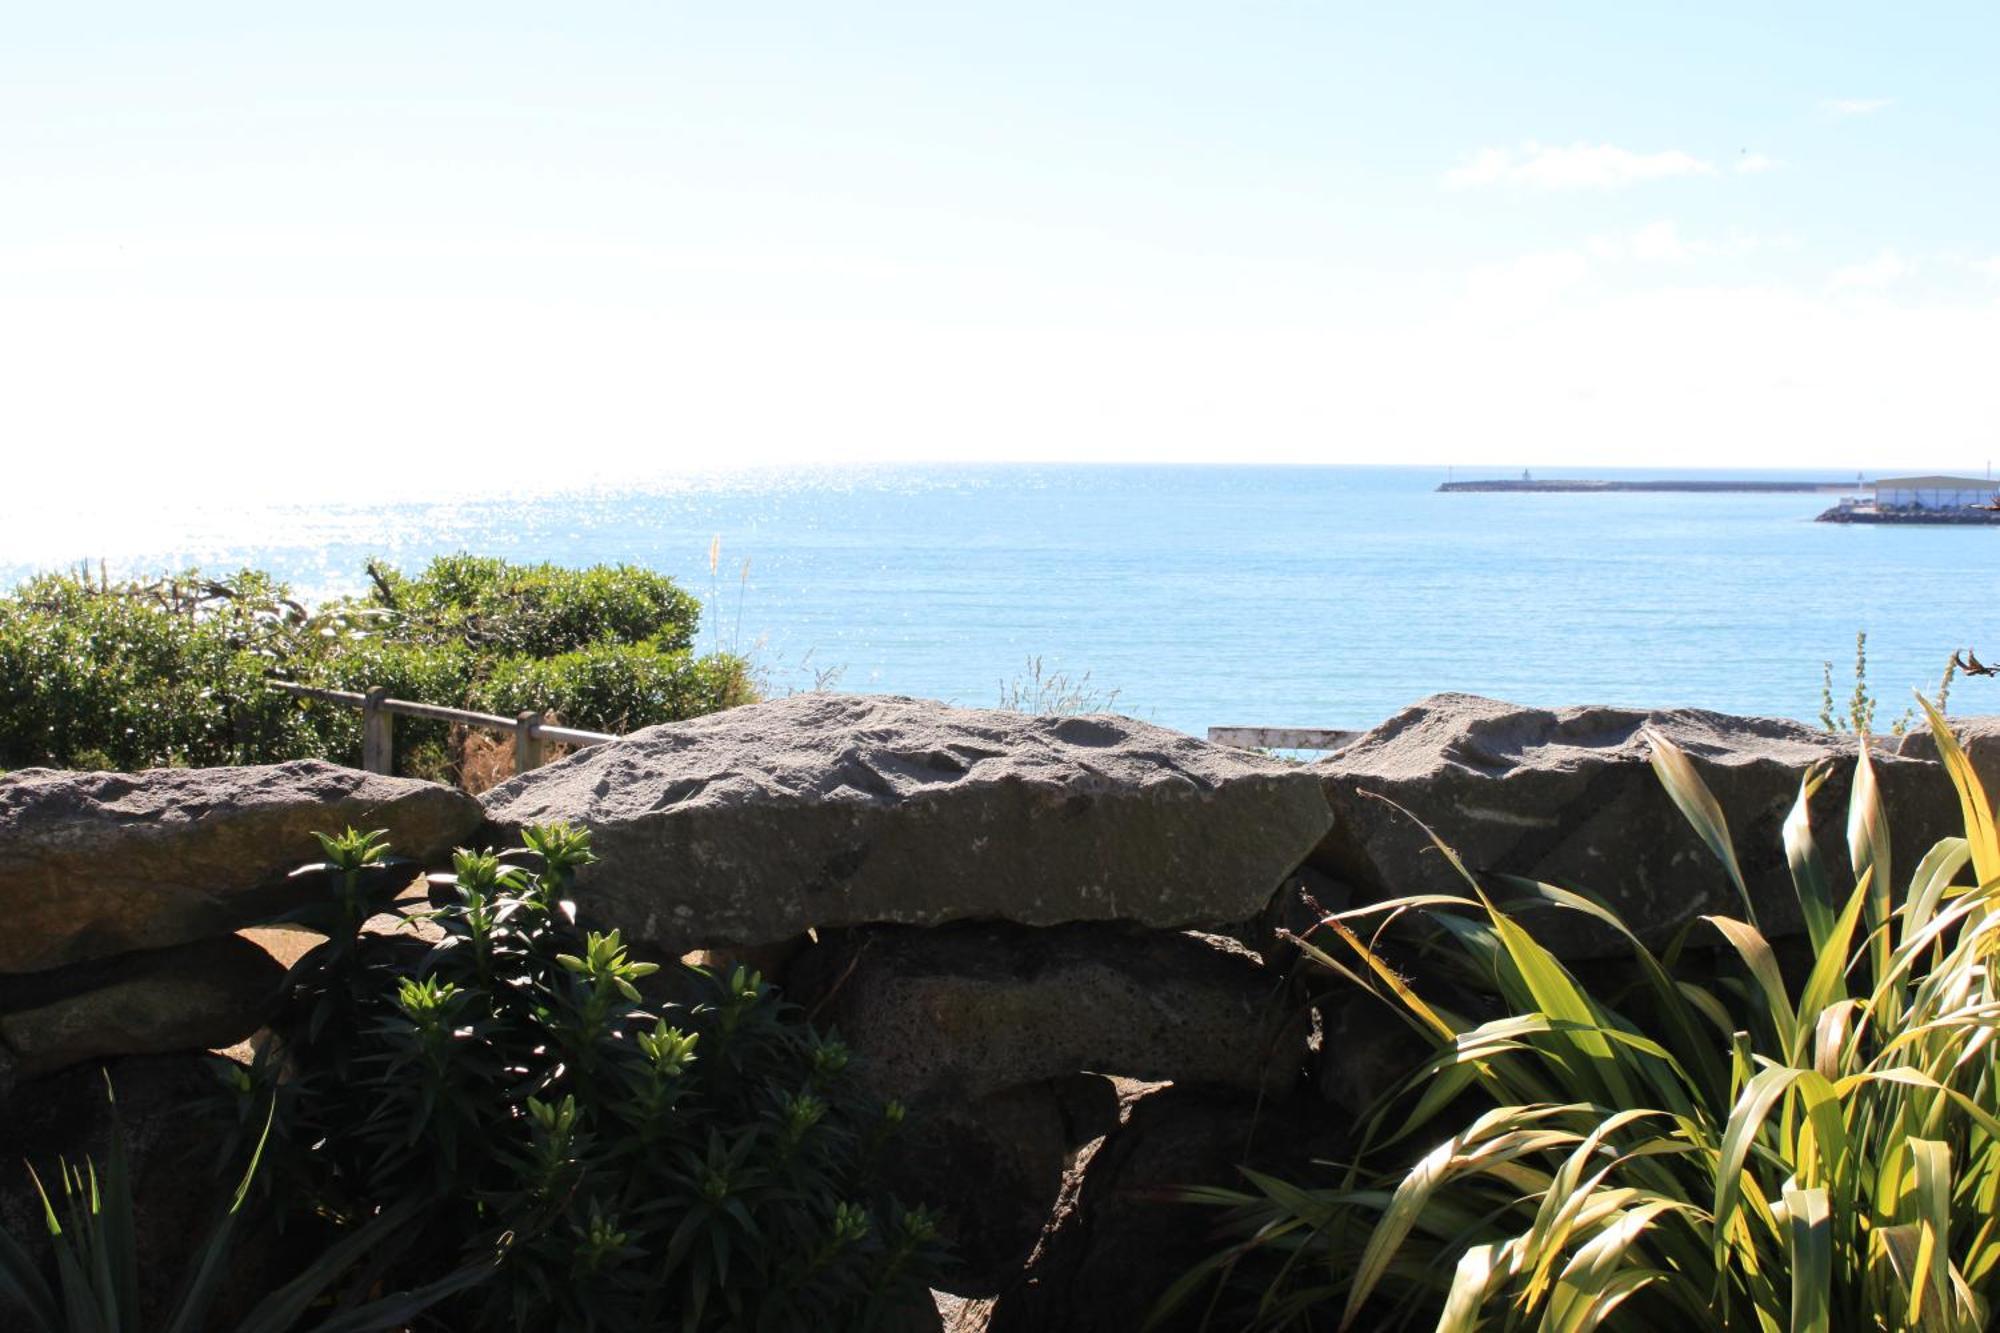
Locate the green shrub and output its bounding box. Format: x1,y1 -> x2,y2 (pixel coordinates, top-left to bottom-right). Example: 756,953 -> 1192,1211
295,638 -> 478,781
234,824 -> 944,1331
0,570 -> 321,770
357,555 -> 702,657
0,555 -> 743,777
1167,699 -> 2000,1331
475,642 -> 756,735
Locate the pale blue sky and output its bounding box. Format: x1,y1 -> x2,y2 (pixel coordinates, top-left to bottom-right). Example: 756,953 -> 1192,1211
4,3 -> 1996,502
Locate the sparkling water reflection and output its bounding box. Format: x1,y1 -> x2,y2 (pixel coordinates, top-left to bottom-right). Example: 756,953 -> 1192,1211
2,465 -> 1979,737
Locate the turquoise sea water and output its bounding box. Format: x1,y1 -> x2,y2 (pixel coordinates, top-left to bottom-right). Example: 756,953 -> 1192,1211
4,465 -> 1988,738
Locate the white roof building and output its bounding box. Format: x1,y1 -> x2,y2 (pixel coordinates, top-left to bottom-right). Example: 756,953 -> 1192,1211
1870,475 -> 1998,511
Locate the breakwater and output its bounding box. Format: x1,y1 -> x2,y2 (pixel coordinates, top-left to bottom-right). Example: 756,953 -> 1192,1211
1817,506 -> 2000,525
1439,478 -> 1850,493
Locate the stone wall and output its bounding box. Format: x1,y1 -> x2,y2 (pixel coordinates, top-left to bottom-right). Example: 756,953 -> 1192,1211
2,693 -> 1991,1329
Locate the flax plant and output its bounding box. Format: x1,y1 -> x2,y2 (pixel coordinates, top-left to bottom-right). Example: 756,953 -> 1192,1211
1166,697 -> 2000,1331
0,1079 -> 490,1333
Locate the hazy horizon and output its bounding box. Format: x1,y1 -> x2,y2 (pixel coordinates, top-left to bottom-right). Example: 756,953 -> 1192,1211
2,458 -> 1984,589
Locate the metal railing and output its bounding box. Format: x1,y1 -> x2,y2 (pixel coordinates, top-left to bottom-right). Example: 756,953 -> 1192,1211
269,680 -> 617,776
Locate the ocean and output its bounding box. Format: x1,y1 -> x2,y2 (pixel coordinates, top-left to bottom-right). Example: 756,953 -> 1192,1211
3,464 -> 1986,739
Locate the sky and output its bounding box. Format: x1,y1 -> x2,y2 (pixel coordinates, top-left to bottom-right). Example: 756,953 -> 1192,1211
4,2 -> 1998,501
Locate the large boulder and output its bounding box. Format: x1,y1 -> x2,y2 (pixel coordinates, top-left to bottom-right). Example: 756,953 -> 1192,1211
0,934 -> 285,1077
887,1083 -> 1075,1295
0,762 -> 482,973
1314,977 -> 1440,1119
481,694 -> 1333,953
1897,715 -> 2000,796
1313,694 -> 1964,956
984,1083 -> 1348,1332
785,917 -> 1307,1294
787,922 -> 1306,1103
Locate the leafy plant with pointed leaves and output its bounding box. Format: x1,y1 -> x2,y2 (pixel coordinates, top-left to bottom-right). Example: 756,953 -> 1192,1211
236,821 -> 945,1331
1165,697 -> 2000,1331
0,1077 -> 491,1333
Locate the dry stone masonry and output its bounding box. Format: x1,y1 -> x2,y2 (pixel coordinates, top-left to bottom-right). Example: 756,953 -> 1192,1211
0,934 -> 283,1077
788,922 -> 1305,1104
1311,693 -> 1965,956
480,692 -> 1335,953
0,759 -> 481,972
0,693 -> 1992,1330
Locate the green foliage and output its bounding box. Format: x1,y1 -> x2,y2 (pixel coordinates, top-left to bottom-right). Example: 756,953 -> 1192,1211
299,637 -> 479,782
475,641 -> 757,735
360,554 -> 702,657
1820,630 -> 1956,737
0,570 -> 327,770
235,823 -> 945,1330
0,556 -> 749,777
1168,699 -> 2000,1331
0,1075 -> 489,1333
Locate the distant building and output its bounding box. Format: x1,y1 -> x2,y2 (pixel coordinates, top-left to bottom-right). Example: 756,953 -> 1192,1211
1870,475 -> 1999,511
